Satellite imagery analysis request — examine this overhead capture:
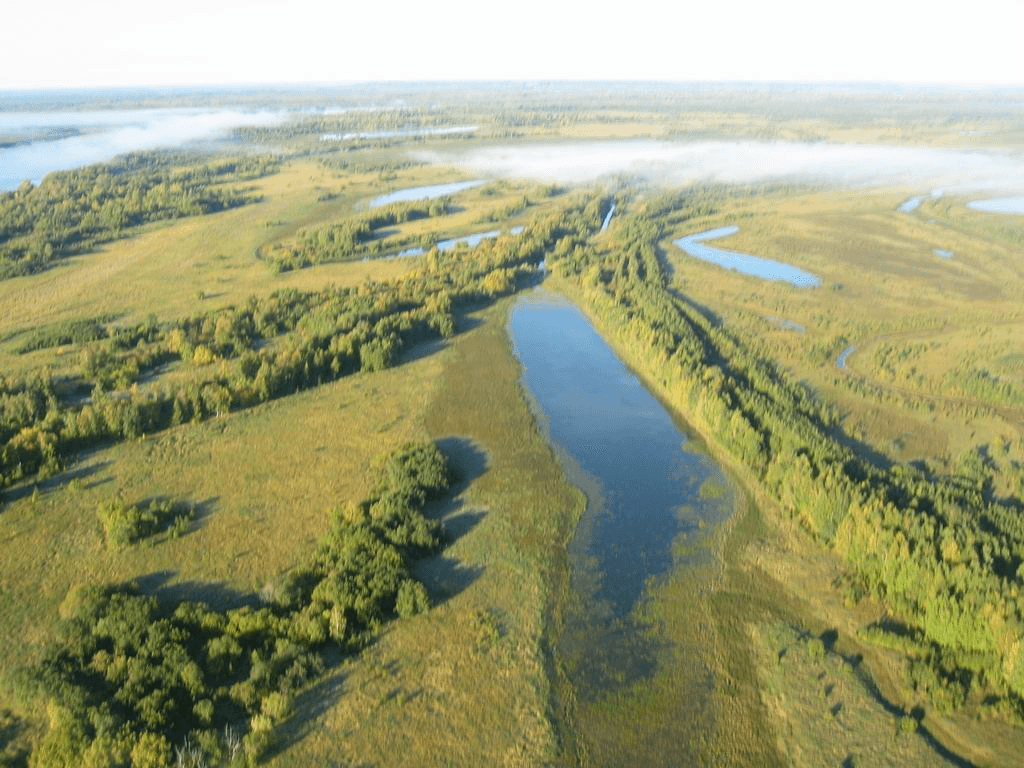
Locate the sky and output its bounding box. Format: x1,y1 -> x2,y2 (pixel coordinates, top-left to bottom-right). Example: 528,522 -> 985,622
2,0 -> 1022,90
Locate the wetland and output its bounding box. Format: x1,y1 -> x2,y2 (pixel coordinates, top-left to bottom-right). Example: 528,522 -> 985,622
2,82 -> 1024,767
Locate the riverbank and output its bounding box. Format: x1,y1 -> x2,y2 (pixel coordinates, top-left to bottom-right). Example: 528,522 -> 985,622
265,298 -> 586,766
546,273 -> 967,766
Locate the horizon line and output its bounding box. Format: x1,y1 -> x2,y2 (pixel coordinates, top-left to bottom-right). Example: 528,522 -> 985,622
3,78 -> 1024,96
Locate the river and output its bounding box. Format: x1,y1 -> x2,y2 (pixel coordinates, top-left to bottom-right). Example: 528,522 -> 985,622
509,289 -> 733,764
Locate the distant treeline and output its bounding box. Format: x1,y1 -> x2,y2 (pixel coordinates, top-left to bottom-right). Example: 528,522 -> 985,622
0,196 -> 605,492
0,153 -> 278,278
553,194 -> 1024,722
14,441 -> 451,767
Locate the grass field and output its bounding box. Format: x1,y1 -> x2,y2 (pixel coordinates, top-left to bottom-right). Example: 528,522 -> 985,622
3,88 -> 1024,765
660,184 -> 1024,477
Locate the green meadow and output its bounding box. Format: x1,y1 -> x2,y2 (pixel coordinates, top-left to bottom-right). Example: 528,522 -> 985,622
2,85 -> 1024,766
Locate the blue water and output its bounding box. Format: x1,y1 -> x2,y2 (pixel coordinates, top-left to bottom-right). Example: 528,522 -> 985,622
674,226 -> 821,287
968,197 -> 1024,214
393,226 -> 524,258
837,345 -> 856,369
899,195 -> 925,212
601,203 -> 616,232
369,179 -> 486,208
933,249 -> 954,259
510,290 -> 730,643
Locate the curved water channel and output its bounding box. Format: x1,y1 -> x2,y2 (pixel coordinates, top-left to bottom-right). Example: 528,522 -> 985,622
509,289 -> 733,762
674,226 -> 821,287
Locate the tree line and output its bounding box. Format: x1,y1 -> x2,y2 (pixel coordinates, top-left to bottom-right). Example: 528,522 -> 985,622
552,194 -> 1024,723
0,194 -> 605,493
13,441 -> 451,767
259,197 -> 454,272
0,153 -> 278,278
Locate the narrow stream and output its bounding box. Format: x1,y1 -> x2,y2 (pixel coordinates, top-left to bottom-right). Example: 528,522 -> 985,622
509,289 -> 733,764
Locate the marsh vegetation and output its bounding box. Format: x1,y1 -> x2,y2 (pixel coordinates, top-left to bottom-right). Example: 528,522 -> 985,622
1,82 -> 1023,766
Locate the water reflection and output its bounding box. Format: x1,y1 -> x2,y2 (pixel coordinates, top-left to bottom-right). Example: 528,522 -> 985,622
968,197 -> 1024,214
369,179 -> 486,208
510,290 -> 731,696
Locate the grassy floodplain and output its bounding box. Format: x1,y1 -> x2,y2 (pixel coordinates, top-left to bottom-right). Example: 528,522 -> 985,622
2,83 -> 1024,766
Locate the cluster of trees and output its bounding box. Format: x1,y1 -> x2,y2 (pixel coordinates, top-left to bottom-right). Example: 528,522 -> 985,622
16,441 -> 451,767
12,314 -> 118,354
0,154 -> 277,278
553,195 -> 1024,720
260,198 -> 454,272
1,195 -> 603,494
96,497 -> 196,550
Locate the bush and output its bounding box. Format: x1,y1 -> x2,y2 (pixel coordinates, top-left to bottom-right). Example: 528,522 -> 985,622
395,580 -> 430,618
96,497 -> 196,549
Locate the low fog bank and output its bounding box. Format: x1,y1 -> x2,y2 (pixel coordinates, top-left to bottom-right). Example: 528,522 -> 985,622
419,140 -> 1024,194
1,108 -> 288,190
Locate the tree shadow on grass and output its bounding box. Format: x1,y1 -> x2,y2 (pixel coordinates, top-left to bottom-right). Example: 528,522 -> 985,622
134,569 -> 259,611
412,437 -> 491,602
1,459 -> 112,505
260,665 -> 370,765
134,494 -> 219,541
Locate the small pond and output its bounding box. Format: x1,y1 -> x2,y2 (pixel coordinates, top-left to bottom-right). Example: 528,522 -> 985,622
967,197 -> 1024,214
393,226 -> 524,258
899,195 -> 925,212
674,226 -> 821,287
369,179 -> 486,208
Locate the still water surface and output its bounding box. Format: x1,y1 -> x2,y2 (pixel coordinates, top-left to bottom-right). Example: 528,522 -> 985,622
368,179 -> 485,207
510,290 -> 732,760
674,226 -> 821,287
968,197 -> 1024,214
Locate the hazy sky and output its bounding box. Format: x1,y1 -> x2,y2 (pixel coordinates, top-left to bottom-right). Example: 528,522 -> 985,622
2,0 -> 1022,90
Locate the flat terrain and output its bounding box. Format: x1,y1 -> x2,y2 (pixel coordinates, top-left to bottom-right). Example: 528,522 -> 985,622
2,85 -> 1024,766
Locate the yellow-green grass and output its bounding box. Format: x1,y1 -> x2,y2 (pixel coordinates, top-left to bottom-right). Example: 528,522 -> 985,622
265,298 -> 585,766
549,269 -> 1024,765
0,161 -> 560,382
0,162 -> 587,764
660,185 -> 1024,473
748,621 -> 949,767
0,161 -> 426,374
0,338 -> 445,671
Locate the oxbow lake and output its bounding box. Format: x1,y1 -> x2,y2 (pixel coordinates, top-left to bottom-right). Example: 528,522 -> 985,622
674,226 -> 821,287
